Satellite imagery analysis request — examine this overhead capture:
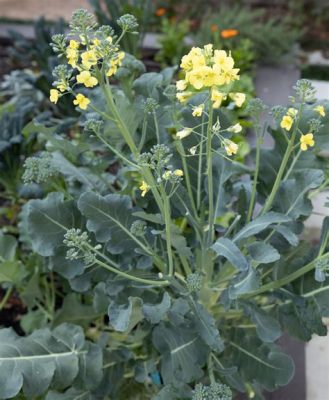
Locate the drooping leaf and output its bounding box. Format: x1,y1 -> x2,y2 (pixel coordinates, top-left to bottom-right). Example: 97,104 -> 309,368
272,225 -> 299,246
233,212 -> 291,243
212,238 -> 249,271
152,322 -> 208,385
229,268 -> 260,299
142,292 -> 171,324
273,169 -> 324,218
108,297 -> 143,332
245,304 -> 282,342
247,242 -> 280,264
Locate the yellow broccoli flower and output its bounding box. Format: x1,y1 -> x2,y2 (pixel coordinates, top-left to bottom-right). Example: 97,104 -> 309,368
57,83 -> 67,92
66,48 -> 79,68
211,89 -> 226,109
213,50 -> 234,71
314,105 -> 326,117
162,171 -> 172,180
287,107 -> 298,118
50,89 -> 59,104
280,115 -> 293,131
192,104 -> 204,117
139,181 -> 150,197
76,71 -> 98,88
176,91 -> 192,103
300,133 -> 315,151
81,50 -> 98,70
189,146 -> 197,155
176,128 -> 192,139
73,93 -> 90,110
68,40 -> 79,50
173,169 -> 184,177
229,92 -> 246,107
228,123 -> 242,133
176,80 -> 187,91
224,139 -> 239,156
106,64 -> 118,77
92,38 -> 101,47
118,51 -> 125,63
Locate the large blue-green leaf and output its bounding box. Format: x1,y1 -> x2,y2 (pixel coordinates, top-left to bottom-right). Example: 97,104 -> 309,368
231,334 -> 295,391
78,192 -> 143,255
152,322 -> 208,385
26,192 -> 83,257
212,238 -> 249,271
0,324 -> 103,399
190,300 -> 224,352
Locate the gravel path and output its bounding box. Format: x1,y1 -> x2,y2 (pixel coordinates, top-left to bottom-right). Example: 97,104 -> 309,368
0,0 -> 91,21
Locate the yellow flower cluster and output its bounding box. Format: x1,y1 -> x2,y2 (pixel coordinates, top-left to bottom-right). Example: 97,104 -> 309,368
176,45 -> 246,116
50,35 -> 125,110
180,45 -> 239,90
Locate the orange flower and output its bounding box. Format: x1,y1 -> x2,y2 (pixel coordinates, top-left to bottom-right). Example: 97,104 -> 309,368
211,24 -> 218,32
221,29 -> 239,39
155,7 -> 167,17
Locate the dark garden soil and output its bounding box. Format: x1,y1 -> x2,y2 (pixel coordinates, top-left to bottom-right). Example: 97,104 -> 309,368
0,288 -> 26,335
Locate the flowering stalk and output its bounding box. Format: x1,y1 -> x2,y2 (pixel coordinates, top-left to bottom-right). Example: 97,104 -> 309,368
246,132 -> 262,223
160,185 -> 174,276
261,103 -> 304,215
206,100 -> 215,246
242,252 -> 329,299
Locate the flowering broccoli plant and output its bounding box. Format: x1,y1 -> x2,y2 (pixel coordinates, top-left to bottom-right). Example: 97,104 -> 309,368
0,9 -> 328,400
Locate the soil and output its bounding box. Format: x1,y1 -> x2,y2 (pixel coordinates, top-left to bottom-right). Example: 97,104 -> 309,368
0,288 -> 26,335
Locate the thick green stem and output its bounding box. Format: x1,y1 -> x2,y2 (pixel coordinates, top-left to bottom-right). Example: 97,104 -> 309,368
160,186 -> 174,277
196,115 -> 206,212
101,78 -> 164,214
247,135 -> 261,222
94,131 -> 138,169
206,101 -> 214,246
283,149 -> 302,181
94,257 -> 169,286
261,103 -> 304,215
176,141 -> 198,219
153,111 -> 160,144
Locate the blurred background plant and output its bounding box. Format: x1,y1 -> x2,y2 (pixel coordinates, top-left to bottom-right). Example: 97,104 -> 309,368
89,0 -> 155,56
155,17 -> 189,68
197,5 -> 299,65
